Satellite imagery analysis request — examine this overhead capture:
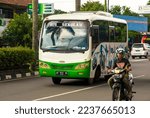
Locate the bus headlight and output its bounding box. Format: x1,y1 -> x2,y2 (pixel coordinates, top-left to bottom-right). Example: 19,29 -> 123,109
75,63 -> 89,70
39,62 -> 50,69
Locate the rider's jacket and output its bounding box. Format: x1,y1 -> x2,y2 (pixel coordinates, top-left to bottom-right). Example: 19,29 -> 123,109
113,58 -> 131,69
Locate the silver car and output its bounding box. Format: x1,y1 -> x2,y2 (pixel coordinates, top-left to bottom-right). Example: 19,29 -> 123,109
131,43 -> 150,59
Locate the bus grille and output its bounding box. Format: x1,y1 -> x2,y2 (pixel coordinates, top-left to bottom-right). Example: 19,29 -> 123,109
51,64 -> 74,70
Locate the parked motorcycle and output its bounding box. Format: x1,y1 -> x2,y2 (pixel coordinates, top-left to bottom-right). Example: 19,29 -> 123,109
111,67 -> 135,101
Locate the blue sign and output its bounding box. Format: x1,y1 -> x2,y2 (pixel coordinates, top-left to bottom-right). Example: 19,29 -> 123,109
113,15 -> 148,32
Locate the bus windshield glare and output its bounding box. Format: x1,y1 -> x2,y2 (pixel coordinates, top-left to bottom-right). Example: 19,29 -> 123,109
41,21 -> 89,52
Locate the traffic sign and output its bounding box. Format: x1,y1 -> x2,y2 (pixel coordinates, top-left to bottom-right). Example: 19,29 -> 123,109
27,4 -> 33,14
43,3 -> 54,14
138,5 -> 150,14
27,3 -> 54,15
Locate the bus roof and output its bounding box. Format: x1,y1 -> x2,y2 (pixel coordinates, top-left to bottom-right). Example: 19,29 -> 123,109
45,11 -> 127,24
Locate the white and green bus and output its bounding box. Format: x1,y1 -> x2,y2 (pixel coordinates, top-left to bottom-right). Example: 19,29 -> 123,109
39,11 -> 128,85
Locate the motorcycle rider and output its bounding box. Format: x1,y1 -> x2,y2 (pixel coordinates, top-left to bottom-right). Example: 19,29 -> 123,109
107,48 -> 132,100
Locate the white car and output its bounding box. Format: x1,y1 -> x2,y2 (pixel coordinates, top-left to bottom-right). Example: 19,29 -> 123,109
131,43 -> 150,59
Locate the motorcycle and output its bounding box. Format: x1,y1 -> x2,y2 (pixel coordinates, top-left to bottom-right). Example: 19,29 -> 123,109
111,67 -> 135,101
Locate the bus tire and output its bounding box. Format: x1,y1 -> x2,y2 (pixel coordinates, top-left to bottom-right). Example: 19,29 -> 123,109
86,78 -> 94,85
86,66 -> 101,85
52,77 -> 61,85
94,66 -> 101,81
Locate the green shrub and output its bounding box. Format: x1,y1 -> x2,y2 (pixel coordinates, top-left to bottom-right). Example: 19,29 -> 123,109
2,13 -> 32,47
0,47 -> 35,70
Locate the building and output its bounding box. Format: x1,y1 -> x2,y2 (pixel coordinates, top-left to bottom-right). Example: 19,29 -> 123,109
0,0 -> 32,18
0,0 -> 32,37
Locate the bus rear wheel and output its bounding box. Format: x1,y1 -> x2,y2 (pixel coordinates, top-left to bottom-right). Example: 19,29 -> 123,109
52,77 -> 61,85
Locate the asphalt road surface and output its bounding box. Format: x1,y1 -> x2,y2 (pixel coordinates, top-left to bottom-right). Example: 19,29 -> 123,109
0,58 -> 150,101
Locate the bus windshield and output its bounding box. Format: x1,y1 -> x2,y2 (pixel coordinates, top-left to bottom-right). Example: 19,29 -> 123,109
41,20 -> 89,52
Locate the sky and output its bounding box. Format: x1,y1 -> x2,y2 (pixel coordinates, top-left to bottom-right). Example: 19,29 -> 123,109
38,0 -> 149,13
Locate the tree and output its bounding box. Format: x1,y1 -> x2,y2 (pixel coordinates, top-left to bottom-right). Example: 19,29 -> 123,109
54,9 -> 67,14
110,5 -> 121,15
80,1 -> 104,11
122,6 -> 133,15
147,0 -> 150,5
110,5 -> 138,16
2,13 -> 32,47
122,6 -> 138,16
80,1 -> 138,16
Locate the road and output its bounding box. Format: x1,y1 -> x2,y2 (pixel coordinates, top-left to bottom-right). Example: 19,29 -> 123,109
0,58 -> 150,101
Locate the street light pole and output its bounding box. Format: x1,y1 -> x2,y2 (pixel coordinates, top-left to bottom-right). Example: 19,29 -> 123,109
32,0 -> 38,60
75,0 -> 80,11
107,0 -> 109,12
104,0 -> 107,12
105,0 -> 109,12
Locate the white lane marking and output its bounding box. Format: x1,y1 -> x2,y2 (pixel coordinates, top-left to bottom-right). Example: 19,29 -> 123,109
133,75 -> 145,79
32,83 -> 107,101
33,75 -> 145,101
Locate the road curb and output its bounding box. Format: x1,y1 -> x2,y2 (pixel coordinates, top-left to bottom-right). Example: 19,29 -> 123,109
0,71 -> 39,81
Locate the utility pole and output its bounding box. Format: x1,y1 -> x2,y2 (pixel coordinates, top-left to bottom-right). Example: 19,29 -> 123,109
32,0 -> 38,60
75,0 -> 80,11
107,0 -> 109,12
104,0 -> 107,12
104,0 -> 109,12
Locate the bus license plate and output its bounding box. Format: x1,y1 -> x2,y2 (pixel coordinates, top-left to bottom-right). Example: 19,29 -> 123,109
56,71 -> 68,76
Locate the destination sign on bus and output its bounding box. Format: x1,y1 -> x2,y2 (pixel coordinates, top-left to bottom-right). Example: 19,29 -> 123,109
46,21 -> 86,28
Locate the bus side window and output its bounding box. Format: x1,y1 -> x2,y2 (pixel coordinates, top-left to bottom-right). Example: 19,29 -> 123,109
92,20 -> 109,43
109,26 -> 115,42
91,28 -> 99,50
114,23 -> 127,42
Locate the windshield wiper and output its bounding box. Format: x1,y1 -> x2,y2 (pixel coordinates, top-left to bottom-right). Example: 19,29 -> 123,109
42,46 -> 67,52
67,47 -> 86,53
42,46 -> 86,53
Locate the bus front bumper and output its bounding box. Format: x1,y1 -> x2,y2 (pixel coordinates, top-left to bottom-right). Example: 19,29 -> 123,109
39,68 -> 90,79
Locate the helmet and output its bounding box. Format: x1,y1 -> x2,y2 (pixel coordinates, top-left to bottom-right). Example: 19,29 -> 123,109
115,48 -> 125,55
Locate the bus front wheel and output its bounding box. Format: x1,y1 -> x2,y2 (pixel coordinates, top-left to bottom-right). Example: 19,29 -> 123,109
86,78 -> 94,85
52,77 -> 61,85
94,66 -> 101,81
